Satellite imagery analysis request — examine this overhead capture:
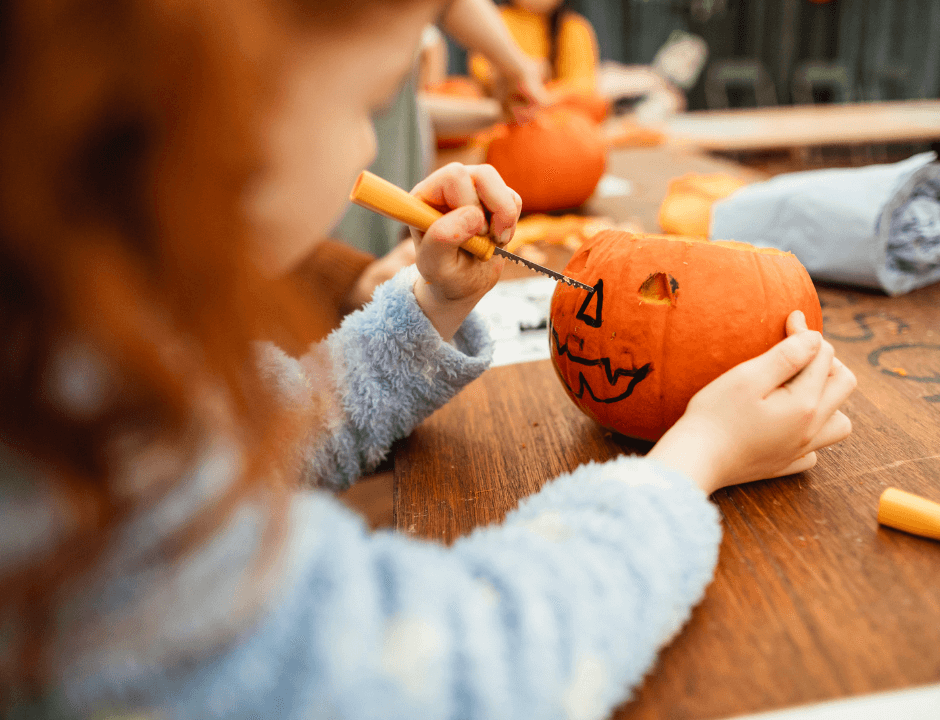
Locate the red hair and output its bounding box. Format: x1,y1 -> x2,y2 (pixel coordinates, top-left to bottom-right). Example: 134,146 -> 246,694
0,0 -> 440,698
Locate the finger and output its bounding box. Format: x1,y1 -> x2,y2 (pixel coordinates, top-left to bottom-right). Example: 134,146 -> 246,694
514,79 -> 548,110
421,205 -> 487,262
468,164 -> 519,247
770,452 -> 818,478
810,362 -> 857,434
524,77 -> 551,106
510,102 -> 537,125
511,189 -> 523,215
782,338 -> 834,401
413,163 -> 485,217
786,310 -> 809,336
803,410 -> 853,453
741,330 -> 823,396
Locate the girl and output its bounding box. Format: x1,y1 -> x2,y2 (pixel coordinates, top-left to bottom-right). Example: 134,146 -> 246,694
469,0 -> 599,96
0,1 -> 855,719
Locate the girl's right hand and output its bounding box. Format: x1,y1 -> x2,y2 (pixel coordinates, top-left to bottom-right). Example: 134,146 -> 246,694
494,56 -> 551,124
410,162 -> 521,342
648,310 -> 857,495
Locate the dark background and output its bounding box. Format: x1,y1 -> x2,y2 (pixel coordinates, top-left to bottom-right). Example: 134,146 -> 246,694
447,0 -> 940,111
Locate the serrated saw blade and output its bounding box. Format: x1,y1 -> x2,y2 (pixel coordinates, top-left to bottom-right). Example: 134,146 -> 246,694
492,246 -> 593,292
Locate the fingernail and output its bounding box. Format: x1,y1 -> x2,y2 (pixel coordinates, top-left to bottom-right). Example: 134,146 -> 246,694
499,228 -> 513,246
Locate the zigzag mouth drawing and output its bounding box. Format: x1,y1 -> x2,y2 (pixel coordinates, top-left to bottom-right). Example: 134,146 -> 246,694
551,326 -> 652,403
551,277 -> 652,403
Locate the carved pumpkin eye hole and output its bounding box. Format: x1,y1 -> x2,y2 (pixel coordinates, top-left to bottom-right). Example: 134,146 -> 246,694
638,273 -> 678,307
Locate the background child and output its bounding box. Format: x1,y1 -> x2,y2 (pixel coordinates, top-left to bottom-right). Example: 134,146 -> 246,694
0,1 -> 855,719
469,0 -> 600,96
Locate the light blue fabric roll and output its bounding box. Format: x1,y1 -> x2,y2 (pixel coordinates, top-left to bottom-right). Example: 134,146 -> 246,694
710,152 -> 940,296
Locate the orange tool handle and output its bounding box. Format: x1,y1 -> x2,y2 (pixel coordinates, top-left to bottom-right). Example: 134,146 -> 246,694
349,170 -> 495,261
878,487 -> 940,541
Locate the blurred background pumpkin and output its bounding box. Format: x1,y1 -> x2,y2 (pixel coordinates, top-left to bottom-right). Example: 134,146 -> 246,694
658,172 -> 749,236
485,106 -> 607,213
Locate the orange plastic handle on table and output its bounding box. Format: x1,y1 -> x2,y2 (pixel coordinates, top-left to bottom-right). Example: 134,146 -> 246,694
349,170 -> 496,261
878,487 -> 940,541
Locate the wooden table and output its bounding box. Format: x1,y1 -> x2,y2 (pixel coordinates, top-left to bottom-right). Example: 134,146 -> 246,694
393,147 -> 940,719
659,100 -> 940,154
585,144 -> 766,232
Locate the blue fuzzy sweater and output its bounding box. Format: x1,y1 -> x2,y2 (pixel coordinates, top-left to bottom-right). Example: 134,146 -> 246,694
1,267 -> 721,720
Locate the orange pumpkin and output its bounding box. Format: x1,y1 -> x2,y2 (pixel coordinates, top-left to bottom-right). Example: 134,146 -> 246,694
549,231 -> 822,442
485,107 -> 606,213
658,173 -> 749,237
546,81 -> 611,123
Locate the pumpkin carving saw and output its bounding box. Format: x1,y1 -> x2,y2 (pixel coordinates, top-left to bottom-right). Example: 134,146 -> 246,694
549,231 -> 823,442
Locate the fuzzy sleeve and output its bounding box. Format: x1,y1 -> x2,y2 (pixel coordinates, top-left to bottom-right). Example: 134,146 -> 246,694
154,455 -> 721,720
258,265 -> 493,489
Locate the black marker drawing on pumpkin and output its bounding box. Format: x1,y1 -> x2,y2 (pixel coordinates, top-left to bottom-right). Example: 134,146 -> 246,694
551,279 -> 652,403
576,279 -> 603,327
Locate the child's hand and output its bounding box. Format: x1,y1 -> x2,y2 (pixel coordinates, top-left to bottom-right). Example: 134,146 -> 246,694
649,310 -> 857,495
411,163 -> 521,341
494,56 -> 551,124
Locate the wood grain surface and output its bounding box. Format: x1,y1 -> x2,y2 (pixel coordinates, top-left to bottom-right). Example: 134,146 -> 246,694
394,279 -> 940,719
659,100 -> 940,153
584,145 -> 766,232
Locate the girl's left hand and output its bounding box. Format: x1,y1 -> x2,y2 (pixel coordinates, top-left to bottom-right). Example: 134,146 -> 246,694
410,162 -> 521,341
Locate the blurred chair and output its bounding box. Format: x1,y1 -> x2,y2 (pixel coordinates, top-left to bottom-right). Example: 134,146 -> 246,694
868,64 -> 912,102
791,62 -> 853,105
790,61 -> 859,168
704,59 -> 778,109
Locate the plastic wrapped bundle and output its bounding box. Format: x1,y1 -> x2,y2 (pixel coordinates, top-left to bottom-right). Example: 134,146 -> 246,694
710,152 -> 940,296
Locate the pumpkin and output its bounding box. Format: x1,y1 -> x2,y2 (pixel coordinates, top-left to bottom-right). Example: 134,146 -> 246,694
549,231 -> 823,442
658,173 -> 749,237
485,107 -> 606,213
546,81 -> 611,124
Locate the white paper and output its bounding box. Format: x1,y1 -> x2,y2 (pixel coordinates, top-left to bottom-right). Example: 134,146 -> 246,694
474,277 -> 557,367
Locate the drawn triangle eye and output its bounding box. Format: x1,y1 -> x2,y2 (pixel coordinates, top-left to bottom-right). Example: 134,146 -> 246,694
576,279 -> 603,328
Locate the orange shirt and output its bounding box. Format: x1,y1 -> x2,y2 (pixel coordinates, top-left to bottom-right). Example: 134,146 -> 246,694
469,6 -> 598,94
